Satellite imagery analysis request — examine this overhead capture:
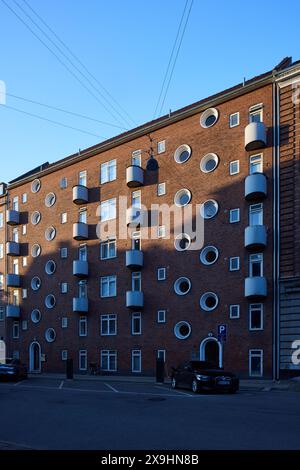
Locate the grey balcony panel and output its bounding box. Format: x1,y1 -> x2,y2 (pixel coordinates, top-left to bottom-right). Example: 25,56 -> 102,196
126,291 -> 144,309
6,274 -> 21,287
73,297 -> 89,313
244,225 -> 267,249
245,276 -> 267,299
245,173 -> 267,200
6,305 -> 21,318
126,207 -> 147,227
73,260 -> 89,277
6,241 -> 20,256
126,250 -> 144,268
73,222 -> 89,240
6,210 -> 20,225
126,165 -> 144,188
73,185 -> 89,204
245,122 -> 267,151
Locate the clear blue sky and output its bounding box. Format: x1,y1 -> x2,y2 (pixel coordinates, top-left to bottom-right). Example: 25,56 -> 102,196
1,0 -> 300,183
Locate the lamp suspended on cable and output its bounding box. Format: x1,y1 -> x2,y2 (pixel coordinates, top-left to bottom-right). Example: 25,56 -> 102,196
146,153 -> 159,171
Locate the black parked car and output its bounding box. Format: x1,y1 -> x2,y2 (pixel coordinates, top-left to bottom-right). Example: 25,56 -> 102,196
171,361 -> 239,394
0,358 -> 28,381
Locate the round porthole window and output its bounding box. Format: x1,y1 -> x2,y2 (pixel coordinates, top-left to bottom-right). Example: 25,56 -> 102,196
31,309 -> 41,323
45,328 -> 56,343
31,179 -> 41,193
174,233 -> 191,251
174,321 -> 191,340
200,200 -> 219,219
174,277 -> 191,295
174,188 -> 192,207
31,211 -> 41,225
200,108 -> 219,128
200,153 -> 219,173
200,292 -> 219,311
45,226 -> 56,241
45,192 -> 56,208
174,144 -> 192,164
31,244 -> 41,258
45,260 -> 56,275
45,294 -> 56,309
200,246 -> 219,265
31,276 -> 41,291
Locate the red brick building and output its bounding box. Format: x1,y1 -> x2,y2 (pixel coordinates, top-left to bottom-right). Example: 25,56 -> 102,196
1,57 -> 300,379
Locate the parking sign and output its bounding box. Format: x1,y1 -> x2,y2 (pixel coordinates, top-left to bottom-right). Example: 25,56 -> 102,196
218,324 -> 227,342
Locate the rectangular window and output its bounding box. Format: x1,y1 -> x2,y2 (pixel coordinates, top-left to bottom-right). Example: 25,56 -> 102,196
131,312 -> 141,335
13,259 -> 19,275
0,274 -> 4,290
100,159 -> 117,184
100,275 -> 117,297
132,150 -> 141,167
78,170 -> 87,187
22,320 -> 28,330
249,253 -> 263,277
249,203 -> 263,226
132,190 -> 141,208
12,196 -> 19,211
61,350 -> 68,361
22,193 -> 27,204
61,283 -> 68,294
79,245 -> 87,261
157,310 -> 166,323
79,350 -> 87,371
157,350 -> 166,361
79,316 -> 88,337
249,349 -> 263,377
250,154 -> 263,174
157,267 -> 166,281
101,314 -> 117,336
229,160 -> 239,175
131,231 -> 141,250
13,228 -> 19,243
229,257 -> 240,271
0,244 -> 3,259
100,198 -> 116,222
0,213 -> 3,228
157,182 -> 166,196
60,177 -> 68,189
13,290 -> 19,306
249,104 -> 263,123
229,112 -> 240,127
230,208 -> 240,223
12,322 -> 20,339
101,350 -> 117,371
61,317 -> 68,328
100,239 -> 116,260
22,289 -> 27,299
22,225 -> 27,236
0,307 -> 4,321
78,208 -> 87,224
22,257 -> 27,267
78,280 -> 87,298
249,304 -> 263,331
157,140 -> 166,154
132,272 -> 141,292
230,305 -> 240,319
61,212 -> 68,224
157,225 -> 166,238
60,247 -> 68,259
132,350 -> 141,373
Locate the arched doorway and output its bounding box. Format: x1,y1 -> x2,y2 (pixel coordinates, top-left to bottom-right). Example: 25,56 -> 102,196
199,337 -> 222,368
29,342 -> 41,373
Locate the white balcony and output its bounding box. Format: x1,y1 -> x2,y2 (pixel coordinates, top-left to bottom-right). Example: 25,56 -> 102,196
73,222 -> 89,240
126,291 -> 144,309
245,276 -> 267,299
6,209 -> 20,225
6,305 -> 21,318
126,250 -> 144,269
244,225 -> 267,250
73,185 -> 89,204
6,241 -> 20,256
245,122 -> 267,151
73,260 -> 89,278
245,173 -> 267,200
73,297 -> 89,313
126,165 -> 144,188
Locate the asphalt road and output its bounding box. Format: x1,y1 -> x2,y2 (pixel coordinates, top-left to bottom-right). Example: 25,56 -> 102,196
0,377 -> 299,450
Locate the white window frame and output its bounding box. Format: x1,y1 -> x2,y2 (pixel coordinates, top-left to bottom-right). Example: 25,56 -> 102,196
22,225 -> 27,236
12,196 -> 19,211
100,275 -> 117,298
132,190 -> 141,208
22,257 -> 27,267
61,212 -> 68,224
249,104 -> 263,123
79,316 -> 88,337
61,317 -> 68,328
157,310 -> 166,323
249,253 -> 263,277
78,208 -> 87,224
229,208 -> 240,223
229,160 -> 239,175
132,271 -> 142,292
157,350 -> 166,361
249,303 -> 264,331
157,182 -> 166,196
157,267 -> 166,281
0,213 -> 3,228
21,320 -> 28,330
100,159 -> 117,184
249,349 -> 263,377
157,225 -> 166,238
249,203 -> 263,226
78,170 -> 87,187
131,349 -> 142,373
249,154 -> 263,174
229,112 -> 240,128
61,283 -> 68,294
100,314 -> 117,336
100,238 -> 117,260
229,257 -> 240,271
131,312 -> 142,335
0,244 -> 3,259
60,247 -> 68,259
157,140 -> 166,154
22,193 -> 27,204
100,198 -> 116,222
79,350 -> 87,371
132,150 -> 141,167
60,177 -> 68,189
61,350 -> 68,360
229,304 -> 240,319
12,321 -> 20,339
101,350 -> 117,372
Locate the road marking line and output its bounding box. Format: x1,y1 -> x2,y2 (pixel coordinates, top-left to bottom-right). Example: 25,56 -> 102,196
13,381 -> 22,387
0,439 -> 36,449
59,380 -> 64,389
105,382 -> 119,393
161,387 -> 194,397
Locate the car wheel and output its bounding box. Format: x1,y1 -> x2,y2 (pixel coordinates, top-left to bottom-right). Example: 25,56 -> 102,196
171,378 -> 177,389
192,380 -> 199,394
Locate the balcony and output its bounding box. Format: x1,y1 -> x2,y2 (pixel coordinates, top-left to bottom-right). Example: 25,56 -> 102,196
245,173 -> 267,200
126,250 -> 144,269
6,209 -> 20,226
6,305 -> 21,318
126,291 -> 144,309
244,276 -> 267,299
244,225 -> 267,250
245,122 -> 267,151
73,185 -> 89,204
73,297 -> 89,313
73,260 -> 89,278
126,165 -> 144,188
6,241 -> 20,256
126,207 -> 147,227
73,222 -> 89,240
6,274 -> 21,287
